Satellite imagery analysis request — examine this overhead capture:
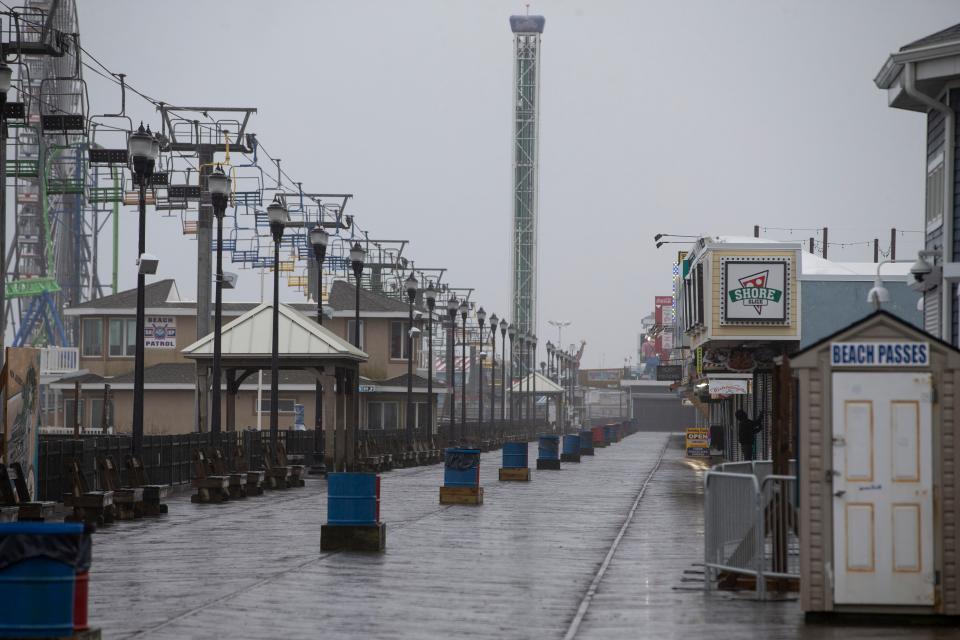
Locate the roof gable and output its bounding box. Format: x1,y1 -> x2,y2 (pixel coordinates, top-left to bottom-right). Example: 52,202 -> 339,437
327,279 -> 412,314
900,22 -> 960,52
790,310 -> 960,368
511,371 -> 564,394
68,279 -> 178,311
182,302 -> 367,361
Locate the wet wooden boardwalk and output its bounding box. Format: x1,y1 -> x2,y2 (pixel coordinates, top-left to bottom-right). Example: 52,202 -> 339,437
86,432 -> 958,639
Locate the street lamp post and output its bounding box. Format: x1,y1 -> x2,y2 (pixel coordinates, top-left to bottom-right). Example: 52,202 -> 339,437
349,242 -> 366,471
208,165 -> 230,435
128,123 -> 159,457
476,307 -> 486,441
446,296 -> 459,444
499,319 -> 507,428
508,324 -> 516,429
531,334 -> 538,428
404,273 -> 418,449
459,299 -> 468,439
488,313 -> 498,437
267,196 -> 289,451
424,284 -> 437,445
309,224 -> 329,474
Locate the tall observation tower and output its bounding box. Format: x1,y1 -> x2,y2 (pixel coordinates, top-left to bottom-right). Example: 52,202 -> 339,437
509,13 -> 545,336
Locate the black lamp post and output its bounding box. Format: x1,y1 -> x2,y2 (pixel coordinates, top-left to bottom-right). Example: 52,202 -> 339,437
488,313 -> 497,436
424,284 -> 437,444
349,242 -> 365,471
546,341 -> 555,381
531,334 -> 538,427
208,164 -> 230,435
508,323 -> 516,429
404,272 -> 418,448
446,295 -> 459,444
128,123 -> 159,457
267,195 -> 289,451
476,307 -> 486,441
309,224 -> 329,474
499,319 -> 507,427
459,299 -> 468,438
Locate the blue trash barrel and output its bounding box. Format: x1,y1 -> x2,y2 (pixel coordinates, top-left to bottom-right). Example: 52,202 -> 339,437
579,430 -> 594,451
0,522 -> 89,637
562,434 -> 580,456
502,442 -> 528,469
604,424 -> 616,444
538,434 -> 560,460
327,473 -> 380,526
444,448 -> 481,487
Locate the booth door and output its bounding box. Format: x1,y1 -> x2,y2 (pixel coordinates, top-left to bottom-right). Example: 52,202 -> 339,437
832,372 -> 934,606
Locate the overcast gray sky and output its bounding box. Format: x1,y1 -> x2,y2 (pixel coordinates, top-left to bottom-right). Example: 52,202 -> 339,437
77,0 -> 957,368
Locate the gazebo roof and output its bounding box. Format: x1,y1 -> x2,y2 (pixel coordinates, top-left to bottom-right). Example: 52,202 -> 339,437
182,302 -> 367,366
511,372 -> 564,395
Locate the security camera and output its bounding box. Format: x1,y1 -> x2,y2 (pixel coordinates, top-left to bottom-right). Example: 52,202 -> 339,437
414,310 -> 423,321
137,253 -> 159,275
408,326 -> 421,338
322,305 -> 334,320
910,257 -> 932,282
222,272 -> 238,289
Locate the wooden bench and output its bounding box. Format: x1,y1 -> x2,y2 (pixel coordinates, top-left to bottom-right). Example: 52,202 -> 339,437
231,445 -> 265,495
358,436 -> 383,472
97,456 -> 144,520
207,448 -> 247,499
0,463 -> 56,522
260,449 -> 291,490
190,450 -> 230,504
275,442 -> 305,487
62,458 -> 114,526
125,455 -> 169,515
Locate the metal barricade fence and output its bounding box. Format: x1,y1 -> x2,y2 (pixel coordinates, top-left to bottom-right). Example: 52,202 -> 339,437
704,464 -> 799,599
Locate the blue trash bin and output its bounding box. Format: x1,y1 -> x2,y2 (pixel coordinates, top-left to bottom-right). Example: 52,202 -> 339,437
327,473 -> 380,526
444,448 -> 481,487
502,442 -> 528,469
538,435 -> 560,461
562,434 -> 580,456
579,430 -> 595,454
0,522 -> 89,638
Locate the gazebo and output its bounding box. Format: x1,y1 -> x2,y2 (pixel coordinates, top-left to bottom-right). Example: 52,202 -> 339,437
183,302 -> 367,469
511,371 -> 565,427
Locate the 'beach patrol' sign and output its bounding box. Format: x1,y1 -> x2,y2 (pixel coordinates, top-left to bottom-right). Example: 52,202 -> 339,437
831,341 -> 929,367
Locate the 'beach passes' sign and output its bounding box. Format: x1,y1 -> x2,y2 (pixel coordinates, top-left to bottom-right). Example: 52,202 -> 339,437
831,341 -> 929,367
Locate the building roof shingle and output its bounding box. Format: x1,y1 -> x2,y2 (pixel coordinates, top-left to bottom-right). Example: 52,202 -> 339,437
900,22 -> 960,52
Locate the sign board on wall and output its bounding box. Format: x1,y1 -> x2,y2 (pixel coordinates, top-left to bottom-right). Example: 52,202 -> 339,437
720,257 -> 791,325
685,427 -> 710,457
656,365 -> 682,381
831,342 -> 929,367
2,347 -> 41,497
708,378 -> 750,395
144,316 -> 177,349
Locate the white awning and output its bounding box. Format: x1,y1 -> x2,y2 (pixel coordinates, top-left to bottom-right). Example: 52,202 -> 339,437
510,371 -> 564,395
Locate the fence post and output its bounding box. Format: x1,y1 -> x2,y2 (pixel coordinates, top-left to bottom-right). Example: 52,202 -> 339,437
703,472 -> 713,592
755,481 -> 766,600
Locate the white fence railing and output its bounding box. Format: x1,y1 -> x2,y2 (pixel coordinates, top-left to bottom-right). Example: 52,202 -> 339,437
40,346 -> 79,375
704,461 -> 798,599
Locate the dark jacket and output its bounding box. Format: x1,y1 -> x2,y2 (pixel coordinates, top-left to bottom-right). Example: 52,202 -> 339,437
736,412 -> 762,445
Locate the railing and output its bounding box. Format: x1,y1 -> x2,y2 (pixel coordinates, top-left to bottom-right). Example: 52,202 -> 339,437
37,429 -> 314,502
704,461 -> 798,599
40,346 -> 79,375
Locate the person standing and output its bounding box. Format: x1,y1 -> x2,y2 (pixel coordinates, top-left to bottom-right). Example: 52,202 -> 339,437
736,409 -> 763,461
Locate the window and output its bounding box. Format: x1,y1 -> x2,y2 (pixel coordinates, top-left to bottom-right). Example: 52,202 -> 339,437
81,318 -> 103,357
89,397 -> 112,429
64,399 -> 85,429
414,402 -> 430,430
695,263 -> 704,325
108,318 -> 137,357
257,398 -> 296,414
346,319 -> 365,350
391,321 -> 412,359
926,154 -> 945,232
367,401 -> 399,430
